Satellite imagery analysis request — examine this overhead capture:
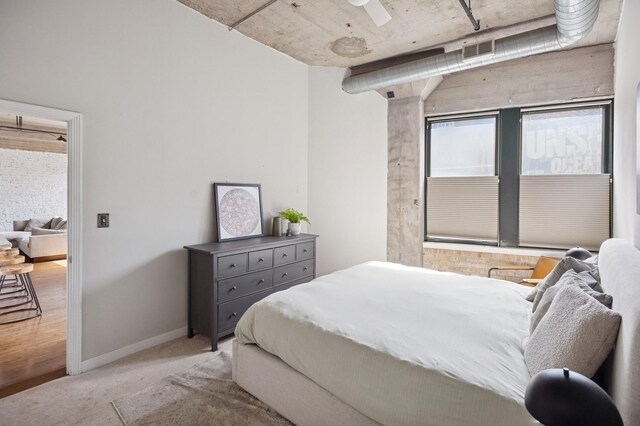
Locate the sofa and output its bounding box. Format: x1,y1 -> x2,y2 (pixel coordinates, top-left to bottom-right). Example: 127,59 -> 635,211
7,217 -> 68,262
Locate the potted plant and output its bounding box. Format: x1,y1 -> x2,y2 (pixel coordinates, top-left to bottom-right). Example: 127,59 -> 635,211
279,208 -> 310,236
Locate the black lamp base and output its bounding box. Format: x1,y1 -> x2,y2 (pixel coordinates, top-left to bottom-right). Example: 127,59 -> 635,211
525,368 -> 623,426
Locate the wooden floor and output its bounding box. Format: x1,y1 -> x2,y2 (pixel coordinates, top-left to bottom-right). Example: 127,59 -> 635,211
0,261 -> 67,398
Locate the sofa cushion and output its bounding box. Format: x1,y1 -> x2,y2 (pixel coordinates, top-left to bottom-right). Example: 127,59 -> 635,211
54,219 -> 67,230
25,217 -> 53,231
31,227 -> 66,235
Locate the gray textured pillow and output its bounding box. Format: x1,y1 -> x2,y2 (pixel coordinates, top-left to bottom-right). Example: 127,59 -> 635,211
525,284 -> 621,378
13,220 -> 28,231
530,269 -> 612,333
54,219 -> 68,230
531,257 -> 601,312
31,227 -> 66,235
50,216 -> 64,229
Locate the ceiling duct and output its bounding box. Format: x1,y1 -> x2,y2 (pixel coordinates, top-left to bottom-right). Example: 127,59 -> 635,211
342,0 -> 600,94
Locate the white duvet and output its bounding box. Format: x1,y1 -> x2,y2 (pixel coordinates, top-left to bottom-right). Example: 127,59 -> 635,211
236,261 -> 536,426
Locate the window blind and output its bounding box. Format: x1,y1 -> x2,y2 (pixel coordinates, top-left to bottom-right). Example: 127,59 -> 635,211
519,174 -> 611,250
426,176 -> 499,242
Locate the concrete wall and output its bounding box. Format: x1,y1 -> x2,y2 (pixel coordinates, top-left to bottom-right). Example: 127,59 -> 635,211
307,67 -> 387,276
0,0 -> 308,360
425,43 -> 614,115
613,0 -> 640,246
387,97 -> 425,267
0,148 -> 67,231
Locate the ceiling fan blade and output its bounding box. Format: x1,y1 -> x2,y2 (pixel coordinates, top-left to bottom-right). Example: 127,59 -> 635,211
363,0 -> 392,27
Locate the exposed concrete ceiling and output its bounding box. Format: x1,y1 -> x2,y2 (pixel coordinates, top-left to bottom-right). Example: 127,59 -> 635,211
0,113 -> 67,154
177,0 -> 622,68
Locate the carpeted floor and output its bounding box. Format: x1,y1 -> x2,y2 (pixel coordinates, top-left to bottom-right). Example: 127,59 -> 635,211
112,348 -> 290,426
0,335 -> 252,426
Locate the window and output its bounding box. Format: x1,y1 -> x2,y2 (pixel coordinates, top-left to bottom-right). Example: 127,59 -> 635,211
425,102 -> 612,250
521,107 -> 604,175
519,106 -> 610,250
426,115 -> 499,243
430,117 -> 496,177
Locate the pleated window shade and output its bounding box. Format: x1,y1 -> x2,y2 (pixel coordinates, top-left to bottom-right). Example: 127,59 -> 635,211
519,174 -> 611,250
426,176 -> 499,242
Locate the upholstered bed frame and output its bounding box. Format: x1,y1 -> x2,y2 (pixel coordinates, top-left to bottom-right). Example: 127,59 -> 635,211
232,238 -> 640,425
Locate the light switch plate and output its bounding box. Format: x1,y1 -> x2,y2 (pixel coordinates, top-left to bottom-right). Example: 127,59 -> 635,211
97,213 -> 109,228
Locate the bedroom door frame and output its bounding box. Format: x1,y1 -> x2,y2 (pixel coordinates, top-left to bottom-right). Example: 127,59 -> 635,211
0,99 -> 83,375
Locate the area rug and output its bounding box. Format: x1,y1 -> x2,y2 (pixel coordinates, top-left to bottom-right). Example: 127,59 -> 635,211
111,349 -> 291,426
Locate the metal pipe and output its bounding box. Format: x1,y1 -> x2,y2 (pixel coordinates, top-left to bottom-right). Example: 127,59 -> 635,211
458,0 -> 481,31
342,0 -> 600,94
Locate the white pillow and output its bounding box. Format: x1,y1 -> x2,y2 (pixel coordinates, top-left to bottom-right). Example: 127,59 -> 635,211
525,284 -> 621,378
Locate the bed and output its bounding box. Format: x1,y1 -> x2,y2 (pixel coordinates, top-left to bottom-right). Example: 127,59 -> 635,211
232,238 -> 640,425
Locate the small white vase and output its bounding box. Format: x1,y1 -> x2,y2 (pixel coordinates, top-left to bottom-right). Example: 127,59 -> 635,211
288,222 -> 301,236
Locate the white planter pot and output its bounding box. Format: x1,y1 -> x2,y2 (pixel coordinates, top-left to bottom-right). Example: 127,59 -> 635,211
288,222 -> 301,236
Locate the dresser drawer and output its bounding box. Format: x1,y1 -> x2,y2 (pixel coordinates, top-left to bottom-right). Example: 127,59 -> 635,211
273,259 -> 314,286
218,270 -> 273,303
217,253 -> 247,278
218,290 -> 269,333
273,245 -> 296,266
296,242 -> 314,260
248,249 -> 273,271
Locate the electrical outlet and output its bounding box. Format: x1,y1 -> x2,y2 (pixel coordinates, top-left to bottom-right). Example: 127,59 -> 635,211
97,213 -> 110,228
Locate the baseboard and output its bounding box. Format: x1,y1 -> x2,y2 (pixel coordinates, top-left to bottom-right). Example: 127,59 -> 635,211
81,326 -> 187,372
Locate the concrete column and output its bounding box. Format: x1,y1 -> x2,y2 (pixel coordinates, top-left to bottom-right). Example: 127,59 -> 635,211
387,96 -> 425,266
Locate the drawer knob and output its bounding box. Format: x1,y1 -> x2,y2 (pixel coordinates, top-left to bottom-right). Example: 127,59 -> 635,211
303,267 -> 308,271
303,249 -> 308,253
282,253 -> 288,257
230,286 -> 237,291
258,279 -> 265,284
229,312 -> 237,319
282,273 -> 288,277
258,258 -> 264,262
230,263 -> 237,268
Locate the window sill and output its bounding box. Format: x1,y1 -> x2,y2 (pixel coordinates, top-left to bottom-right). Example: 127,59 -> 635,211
422,241 -> 567,257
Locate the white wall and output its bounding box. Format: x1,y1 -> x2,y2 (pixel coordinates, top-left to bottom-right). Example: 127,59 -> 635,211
0,0 -> 308,360
613,0 -> 640,245
0,148 -> 67,231
308,67 -> 387,275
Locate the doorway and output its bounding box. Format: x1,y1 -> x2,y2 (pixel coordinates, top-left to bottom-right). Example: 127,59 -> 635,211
0,112 -> 68,396
0,99 -> 82,396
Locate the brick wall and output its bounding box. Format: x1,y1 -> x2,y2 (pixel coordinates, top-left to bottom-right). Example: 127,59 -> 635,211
0,148 -> 67,231
423,247 -> 562,283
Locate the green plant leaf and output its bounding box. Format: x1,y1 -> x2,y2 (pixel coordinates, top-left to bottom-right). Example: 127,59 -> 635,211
278,208 -> 311,224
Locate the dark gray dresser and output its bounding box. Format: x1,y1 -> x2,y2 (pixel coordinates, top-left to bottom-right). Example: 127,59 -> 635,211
184,234 -> 318,351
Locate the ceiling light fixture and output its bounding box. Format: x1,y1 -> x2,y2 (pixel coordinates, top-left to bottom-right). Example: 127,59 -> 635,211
347,0 -> 392,27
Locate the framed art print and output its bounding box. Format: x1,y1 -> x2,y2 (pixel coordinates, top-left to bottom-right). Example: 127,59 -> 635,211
214,183 -> 264,242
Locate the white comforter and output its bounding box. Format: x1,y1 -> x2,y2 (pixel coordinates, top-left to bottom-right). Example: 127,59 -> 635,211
236,261 -> 536,426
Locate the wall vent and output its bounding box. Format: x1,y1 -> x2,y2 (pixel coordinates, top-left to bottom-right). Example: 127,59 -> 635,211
462,40 -> 495,62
